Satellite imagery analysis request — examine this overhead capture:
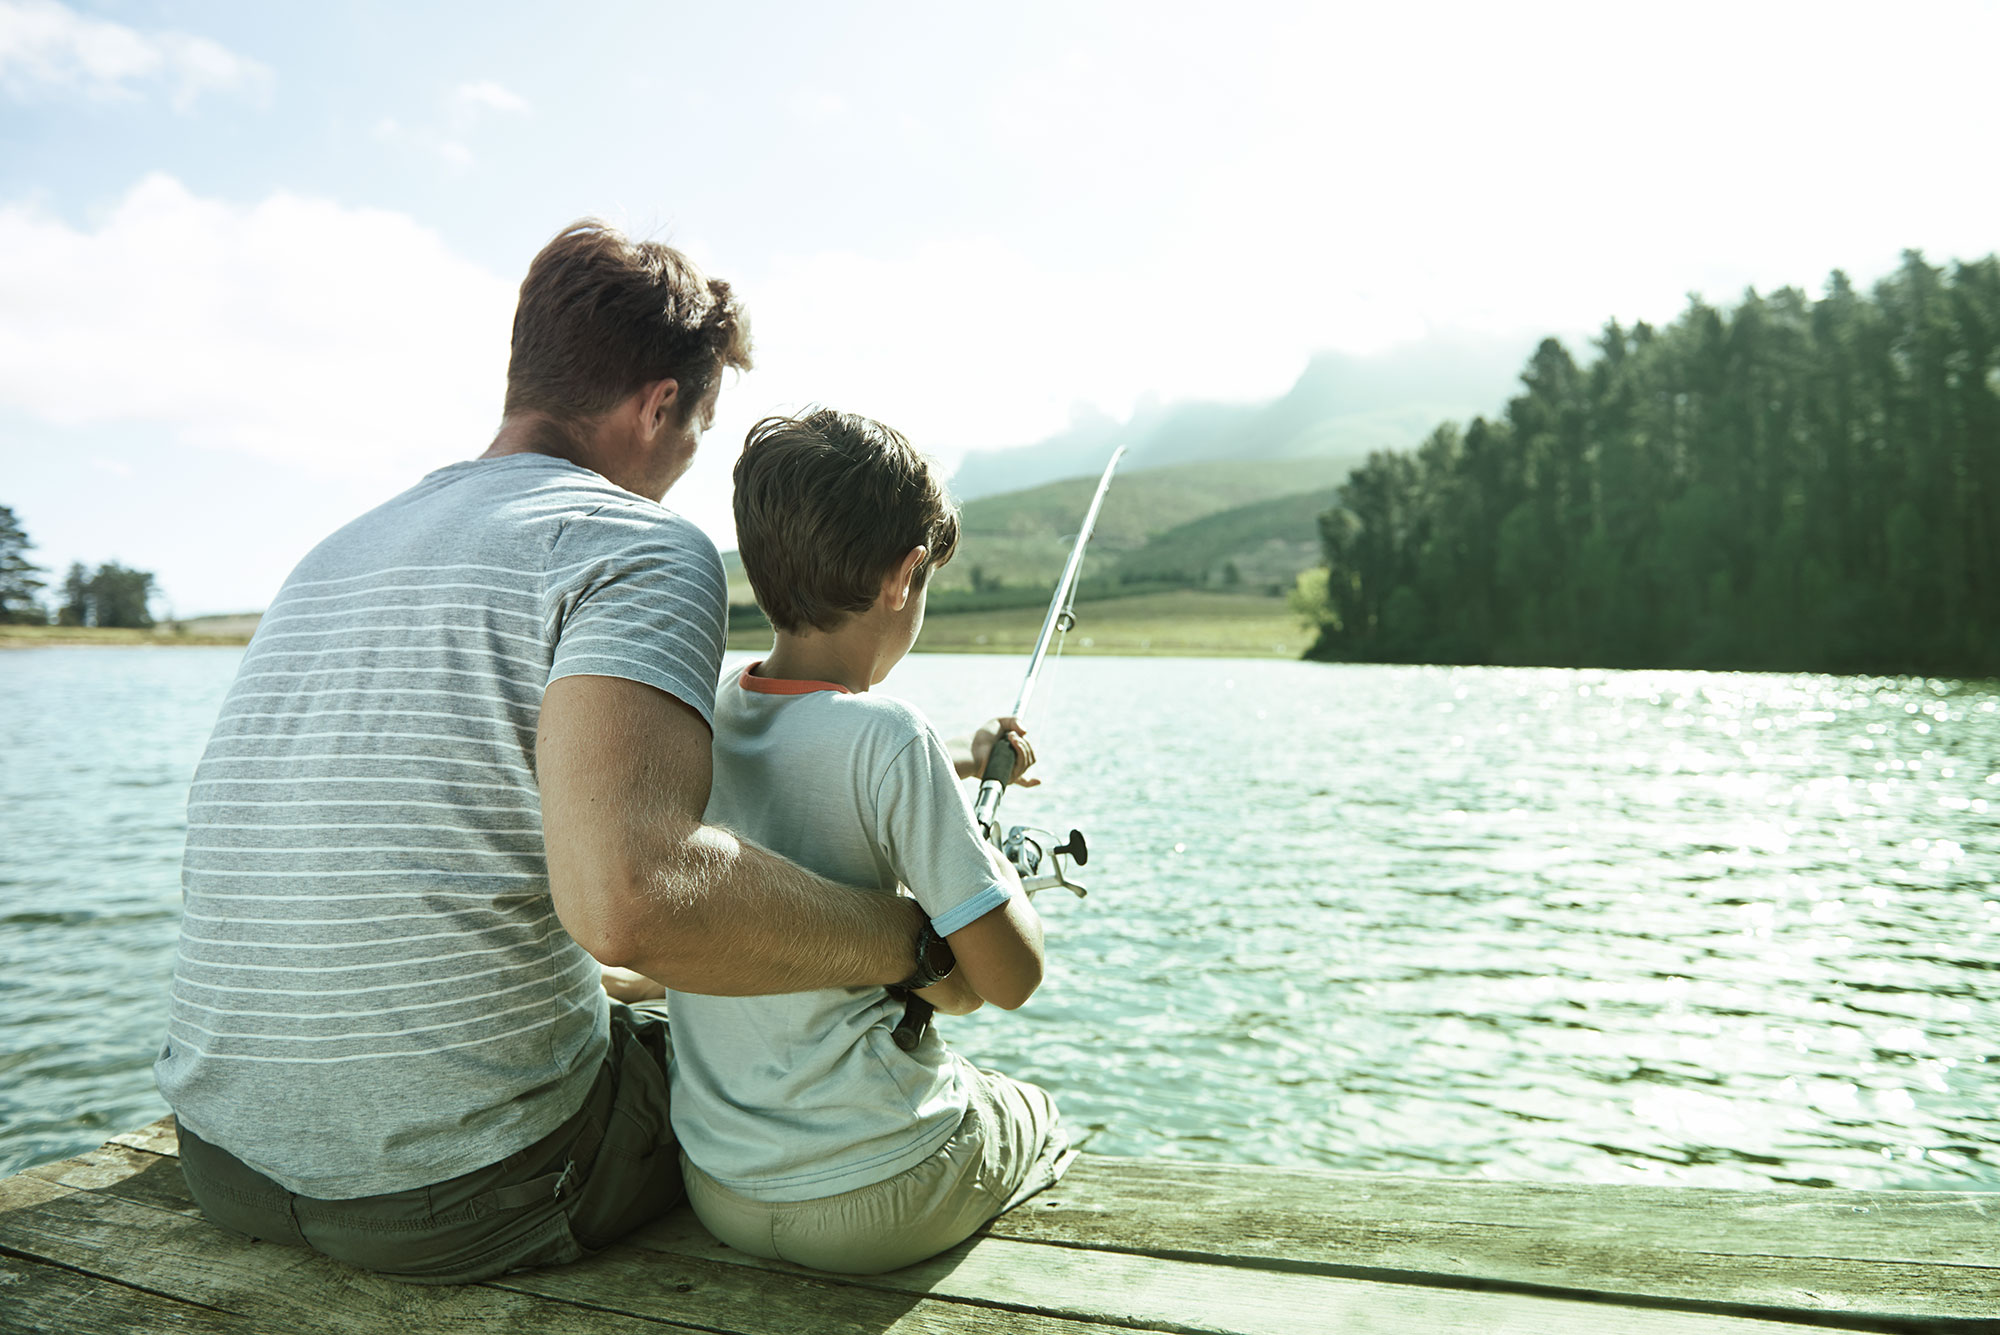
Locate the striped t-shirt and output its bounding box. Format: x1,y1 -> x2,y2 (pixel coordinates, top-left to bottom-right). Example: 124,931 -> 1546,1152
155,453 -> 726,1200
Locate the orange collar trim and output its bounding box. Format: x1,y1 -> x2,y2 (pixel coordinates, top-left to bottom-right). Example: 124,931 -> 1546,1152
738,662 -> 852,696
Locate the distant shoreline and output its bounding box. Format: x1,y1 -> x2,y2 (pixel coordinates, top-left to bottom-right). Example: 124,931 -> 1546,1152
4,591 -> 1316,660
0,626 -> 253,648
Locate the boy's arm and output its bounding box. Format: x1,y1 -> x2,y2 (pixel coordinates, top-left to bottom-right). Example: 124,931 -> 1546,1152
910,839 -> 1046,1014
539,673 -> 927,995
880,719 -> 1047,1012
944,853 -> 1045,1010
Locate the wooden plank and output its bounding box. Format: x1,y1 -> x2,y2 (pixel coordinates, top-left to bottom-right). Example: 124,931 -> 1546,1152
109,1119 -> 180,1158
3,1162 -> 1154,1335
626,1207 -> 1850,1335
24,1125 -> 1994,1331
0,1254 -> 267,1335
21,1134 -> 1168,1334
0,1184 -> 693,1333
494,1246 -> 1178,1335
1023,1157 -> 1999,1260
987,1157 -> 2000,1323
0,1173 -> 74,1215
22,1142 -> 204,1218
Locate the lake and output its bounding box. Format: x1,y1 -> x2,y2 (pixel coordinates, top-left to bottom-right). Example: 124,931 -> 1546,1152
2,646 -> 1996,1192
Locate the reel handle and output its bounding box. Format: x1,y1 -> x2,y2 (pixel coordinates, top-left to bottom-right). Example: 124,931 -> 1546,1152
1055,828 -> 1087,866
891,992 -> 933,1052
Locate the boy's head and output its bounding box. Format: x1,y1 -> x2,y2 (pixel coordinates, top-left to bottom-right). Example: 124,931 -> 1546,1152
734,408 -> 960,635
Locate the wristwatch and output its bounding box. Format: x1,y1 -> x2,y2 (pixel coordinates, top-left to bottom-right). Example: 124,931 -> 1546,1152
898,921 -> 956,990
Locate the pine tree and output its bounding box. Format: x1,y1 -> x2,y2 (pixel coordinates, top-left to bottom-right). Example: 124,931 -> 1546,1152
0,505 -> 47,624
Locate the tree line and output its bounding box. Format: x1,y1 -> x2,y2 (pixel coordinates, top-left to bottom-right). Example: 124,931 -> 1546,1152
0,506 -> 158,628
1298,251 -> 2000,677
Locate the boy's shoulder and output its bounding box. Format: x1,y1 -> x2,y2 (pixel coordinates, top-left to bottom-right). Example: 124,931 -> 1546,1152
718,672 -> 936,744
841,689 -> 934,737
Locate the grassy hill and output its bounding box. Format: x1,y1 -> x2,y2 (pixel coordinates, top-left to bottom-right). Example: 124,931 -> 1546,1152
723,454 -> 1353,604
935,456 -> 1355,594
1113,486 -> 1338,591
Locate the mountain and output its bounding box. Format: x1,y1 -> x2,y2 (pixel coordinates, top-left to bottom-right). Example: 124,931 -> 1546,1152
945,333 -> 1529,500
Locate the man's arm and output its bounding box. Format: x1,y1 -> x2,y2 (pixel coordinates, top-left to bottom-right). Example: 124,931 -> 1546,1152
539,673 -> 925,995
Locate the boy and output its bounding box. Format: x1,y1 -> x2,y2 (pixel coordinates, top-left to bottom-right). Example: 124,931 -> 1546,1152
665,408 -> 1071,1274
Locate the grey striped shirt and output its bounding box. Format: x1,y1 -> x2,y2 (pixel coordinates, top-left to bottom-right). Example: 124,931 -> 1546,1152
156,454 -> 725,1199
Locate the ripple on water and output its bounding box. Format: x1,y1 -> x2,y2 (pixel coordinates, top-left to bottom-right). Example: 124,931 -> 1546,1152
4,651 -> 2000,1191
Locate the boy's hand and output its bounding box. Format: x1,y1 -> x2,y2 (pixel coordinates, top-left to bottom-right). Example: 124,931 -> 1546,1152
600,966 -> 666,1003
912,972 -> 983,1016
964,717 -> 1040,786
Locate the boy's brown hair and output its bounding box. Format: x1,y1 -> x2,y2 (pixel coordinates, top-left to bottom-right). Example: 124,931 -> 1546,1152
504,220 -> 752,432
734,409 -> 960,634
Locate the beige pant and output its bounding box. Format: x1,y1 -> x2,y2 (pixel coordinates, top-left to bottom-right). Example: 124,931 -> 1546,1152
682,1065 -> 1072,1275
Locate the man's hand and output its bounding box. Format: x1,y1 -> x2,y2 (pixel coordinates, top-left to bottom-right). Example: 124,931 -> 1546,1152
956,716 -> 1039,786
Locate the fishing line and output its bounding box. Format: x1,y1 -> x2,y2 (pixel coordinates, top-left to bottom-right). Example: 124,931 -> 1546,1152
893,448 -> 1126,1052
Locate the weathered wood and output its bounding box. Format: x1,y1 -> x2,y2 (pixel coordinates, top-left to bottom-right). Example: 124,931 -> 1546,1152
0,1253 -> 265,1335
8,1122 -> 1996,1334
626,1205 -> 1848,1335
494,1246 -> 1178,1335
0,1182 -> 691,1332
1020,1157 -> 1998,1259
986,1157 -> 2000,1324
1,1163 -> 1153,1335
109,1120 -> 180,1158
22,1141 -> 203,1218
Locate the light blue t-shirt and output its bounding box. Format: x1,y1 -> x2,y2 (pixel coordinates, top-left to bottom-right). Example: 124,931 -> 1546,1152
666,665 -> 1015,1201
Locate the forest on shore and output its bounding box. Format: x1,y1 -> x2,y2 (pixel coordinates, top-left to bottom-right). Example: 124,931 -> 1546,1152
1299,252 -> 2000,677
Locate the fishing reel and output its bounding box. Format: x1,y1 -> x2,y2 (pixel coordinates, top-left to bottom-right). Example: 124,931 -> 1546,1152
999,824 -> 1089,898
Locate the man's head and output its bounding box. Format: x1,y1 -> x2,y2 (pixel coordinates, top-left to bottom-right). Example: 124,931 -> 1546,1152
734,408 -> 960,637
504,221 -> 752,495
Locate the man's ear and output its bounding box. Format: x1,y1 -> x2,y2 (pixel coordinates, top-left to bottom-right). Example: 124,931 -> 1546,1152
882,546 -> 928,613
638,379 -> 682,440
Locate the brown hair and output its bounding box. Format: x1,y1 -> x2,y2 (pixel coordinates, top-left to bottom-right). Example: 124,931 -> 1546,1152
503,220 -> 752,431
734,408 -> 961,634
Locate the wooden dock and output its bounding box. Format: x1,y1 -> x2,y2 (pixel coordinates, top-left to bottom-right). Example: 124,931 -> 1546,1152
1,1119 -> 1992,1334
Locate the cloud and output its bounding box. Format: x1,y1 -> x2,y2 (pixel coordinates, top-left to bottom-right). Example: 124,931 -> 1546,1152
373,116 -> 473,169
0,0 -> 270,109
375,79 -> 529,168
0,174 -> 516,483
454,80 -> 528,117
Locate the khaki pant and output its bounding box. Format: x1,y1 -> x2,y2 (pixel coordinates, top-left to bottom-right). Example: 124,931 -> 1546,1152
683,1065 -> 1073,1275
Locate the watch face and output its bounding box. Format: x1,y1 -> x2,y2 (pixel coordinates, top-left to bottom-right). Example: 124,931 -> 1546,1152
919,925 -> 954,984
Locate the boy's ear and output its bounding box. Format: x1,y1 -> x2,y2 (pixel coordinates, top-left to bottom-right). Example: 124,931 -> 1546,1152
883,546 -> 928,613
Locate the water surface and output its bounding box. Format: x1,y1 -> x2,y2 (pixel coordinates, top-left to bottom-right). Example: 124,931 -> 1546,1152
3,647 -> 1995,1190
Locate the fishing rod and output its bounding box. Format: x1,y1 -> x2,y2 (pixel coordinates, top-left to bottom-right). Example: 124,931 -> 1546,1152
893,446 -> 1126,1051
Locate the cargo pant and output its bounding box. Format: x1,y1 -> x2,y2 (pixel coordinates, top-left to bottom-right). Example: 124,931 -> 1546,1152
176,1001 -> 678,1285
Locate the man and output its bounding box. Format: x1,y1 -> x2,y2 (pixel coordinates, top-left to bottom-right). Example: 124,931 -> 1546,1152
156,221 -> 949,1283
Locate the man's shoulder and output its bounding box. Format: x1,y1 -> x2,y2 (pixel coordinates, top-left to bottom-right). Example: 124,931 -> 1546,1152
547,487 -> 722,573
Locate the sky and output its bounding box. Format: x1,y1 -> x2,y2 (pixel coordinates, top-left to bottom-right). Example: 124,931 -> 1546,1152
2,0 -> 1997,615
